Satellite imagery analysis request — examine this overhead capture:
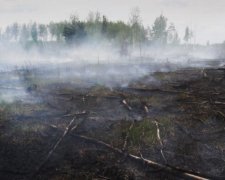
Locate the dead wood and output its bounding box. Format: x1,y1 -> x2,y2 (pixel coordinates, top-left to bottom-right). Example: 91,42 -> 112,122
144,105 -> 149,113
32,116 -> 79,177
63,110 -> 87,117
122,99 -> 132,110
122,121 -> 134,151
214,101 -> 225,105
71,134 -> 221,180
213,110 -> 225,118
153,120 -> 167,163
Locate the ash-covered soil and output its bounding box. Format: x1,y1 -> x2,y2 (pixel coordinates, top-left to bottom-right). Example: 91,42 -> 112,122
1,63 -> 225,180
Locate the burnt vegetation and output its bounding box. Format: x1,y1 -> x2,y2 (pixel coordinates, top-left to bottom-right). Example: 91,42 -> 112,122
1,63 -> 225,179
1,7 -> 225,180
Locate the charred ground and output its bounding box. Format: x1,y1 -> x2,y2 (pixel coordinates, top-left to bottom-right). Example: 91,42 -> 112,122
1,62 -> 225,180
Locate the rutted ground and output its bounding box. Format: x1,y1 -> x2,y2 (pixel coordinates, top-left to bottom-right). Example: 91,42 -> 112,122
1,65 -> 225,179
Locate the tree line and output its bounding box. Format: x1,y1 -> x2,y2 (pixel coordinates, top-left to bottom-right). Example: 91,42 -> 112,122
0,22 -> 65,43
0,9 -> 194,51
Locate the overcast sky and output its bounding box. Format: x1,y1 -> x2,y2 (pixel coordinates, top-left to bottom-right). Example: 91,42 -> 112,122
0,0 -> 225,44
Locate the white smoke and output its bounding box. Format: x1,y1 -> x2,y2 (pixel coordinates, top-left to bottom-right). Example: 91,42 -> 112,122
0,40 -> 224,103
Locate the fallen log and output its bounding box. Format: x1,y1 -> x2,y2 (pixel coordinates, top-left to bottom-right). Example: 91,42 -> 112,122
71,134 -> 223,180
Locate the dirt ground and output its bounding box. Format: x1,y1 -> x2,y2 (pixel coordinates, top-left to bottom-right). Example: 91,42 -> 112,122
1,64 -> 225,179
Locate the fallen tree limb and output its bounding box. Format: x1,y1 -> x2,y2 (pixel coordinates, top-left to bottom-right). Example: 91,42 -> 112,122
213,110 -> 225,118
32,116 -> 79,177
63,110 -> 87,117
214,101 -> 225,105
70,134 -> 223,180
153,120 -> 167,164
144,105 -> 149,113
122,99 -> 132,110
122,121 -> 134,151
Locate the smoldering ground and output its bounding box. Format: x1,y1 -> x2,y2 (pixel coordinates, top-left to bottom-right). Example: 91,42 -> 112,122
0,40 -> 224,103
1,39 -> 225,180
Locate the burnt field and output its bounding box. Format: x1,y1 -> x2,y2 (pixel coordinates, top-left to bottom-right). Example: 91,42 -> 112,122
1,60 -> 225,180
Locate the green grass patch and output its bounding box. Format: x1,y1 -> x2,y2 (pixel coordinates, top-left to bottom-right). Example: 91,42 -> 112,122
128,118 -> 157,146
